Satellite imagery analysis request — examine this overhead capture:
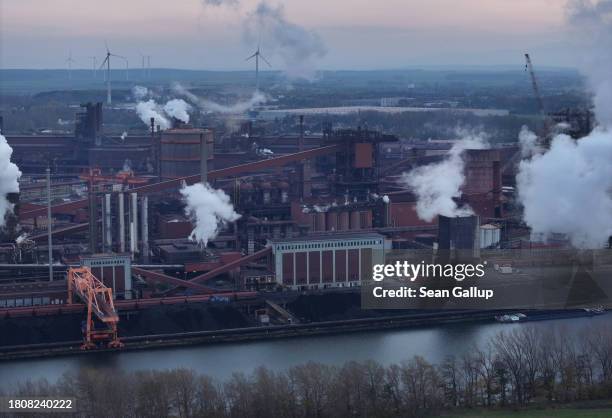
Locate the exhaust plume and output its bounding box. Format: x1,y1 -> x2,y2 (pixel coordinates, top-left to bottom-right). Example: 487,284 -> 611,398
567,0 -> 612,127
132,85 -> 149,101
244,1 -> 327,80
163,99 -> 192,123
515,1 -> 612,248
180,183 -> 241,245
202,0 -> 239,6
173,83 -> 266,114
0,134 -> 22,226
518,125 -> 541,158
517,129 -> 612,247
401,133 -> 488,222
135,100 -> 171,130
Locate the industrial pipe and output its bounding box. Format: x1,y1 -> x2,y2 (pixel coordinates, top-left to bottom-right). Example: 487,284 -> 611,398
105,193 -> 112,250
130,192 -> 138,256
200,133 -> 208,184
46,167 -> 53,281
118,192 -> 125,253
141,196 -> 149,263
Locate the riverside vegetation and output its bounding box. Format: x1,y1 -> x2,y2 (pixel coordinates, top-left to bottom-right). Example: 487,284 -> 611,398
3,323 -> 612,417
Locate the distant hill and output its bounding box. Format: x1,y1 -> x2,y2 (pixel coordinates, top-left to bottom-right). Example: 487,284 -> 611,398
0,67 -> 582,95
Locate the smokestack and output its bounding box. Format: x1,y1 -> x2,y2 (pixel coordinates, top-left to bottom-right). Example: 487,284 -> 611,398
130,192 -> 138,257
118,192 -> 125,252
299,115 -> 304,152
0,115 -> 4,133
200,133 -> 208,184
105,193 -> 112,251
46,167 -> 53,281
88,179 -> 98,253
141,196 -> 149,263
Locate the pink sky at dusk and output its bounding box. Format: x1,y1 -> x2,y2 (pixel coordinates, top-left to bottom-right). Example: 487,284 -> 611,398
0,0 -> 573,69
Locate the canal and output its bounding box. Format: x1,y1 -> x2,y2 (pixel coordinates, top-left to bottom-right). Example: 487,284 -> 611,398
1,314 -> 609,388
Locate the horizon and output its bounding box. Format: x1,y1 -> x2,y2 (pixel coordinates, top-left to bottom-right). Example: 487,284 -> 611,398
1,0 -> 576,74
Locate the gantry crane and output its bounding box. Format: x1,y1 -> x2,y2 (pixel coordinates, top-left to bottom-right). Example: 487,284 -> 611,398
67,266 -> 123,350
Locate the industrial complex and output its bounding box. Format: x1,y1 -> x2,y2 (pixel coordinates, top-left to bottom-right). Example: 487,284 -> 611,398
0,89 -> 597,357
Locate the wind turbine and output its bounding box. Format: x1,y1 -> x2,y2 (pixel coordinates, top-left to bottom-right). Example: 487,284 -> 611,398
245,43 -> 271,92
66,51 -> 76,80
99,42 -> 127,105
139,53 -> 151,78
87,56 -> 97,78
139,53 -> 146,78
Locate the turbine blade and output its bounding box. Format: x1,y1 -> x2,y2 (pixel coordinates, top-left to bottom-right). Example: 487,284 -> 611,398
245,52 -> 257,61
99,56 -> 109,70
260,54 -> 272,67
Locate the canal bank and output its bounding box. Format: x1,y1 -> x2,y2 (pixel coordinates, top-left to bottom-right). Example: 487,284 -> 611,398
1,313 -> 610,390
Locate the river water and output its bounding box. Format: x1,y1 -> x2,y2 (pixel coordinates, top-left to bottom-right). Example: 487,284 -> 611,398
1,314 -> 610,389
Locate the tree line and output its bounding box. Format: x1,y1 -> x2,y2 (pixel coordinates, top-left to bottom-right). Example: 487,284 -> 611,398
3,323 -> 612,417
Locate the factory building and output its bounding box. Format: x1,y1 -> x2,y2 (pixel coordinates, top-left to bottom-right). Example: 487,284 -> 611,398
462,149 -> 502,218
160,128 -> 214,180
437,215 -> 480,262
80,254 -> 133,299
271,232 -> 386,290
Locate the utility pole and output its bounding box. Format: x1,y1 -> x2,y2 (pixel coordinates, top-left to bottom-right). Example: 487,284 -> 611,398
46,167 -> 53,281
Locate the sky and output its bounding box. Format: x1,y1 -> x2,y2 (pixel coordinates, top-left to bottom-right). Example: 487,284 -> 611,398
0,0 -> 575,71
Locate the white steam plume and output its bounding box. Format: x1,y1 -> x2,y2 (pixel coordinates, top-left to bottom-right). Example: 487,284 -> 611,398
132,85 -> 149,101
202,0 -> 239,6
0,134 -> 22,226
401,132 -> 488,222
515,1 -> 612,248
163,99 -> 192,123
567,0 -> 612,127
173,83 -> 266,114
517,129 -> 612,248
135,100 -> 171,130
244,1 -> 327,80
518,125 -> 541,158
181,182 -> 241,245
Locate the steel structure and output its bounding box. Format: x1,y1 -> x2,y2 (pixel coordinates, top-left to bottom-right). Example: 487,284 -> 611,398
524,53 -> 544,116
67,266 -> 122,349
19,144 -> 343,220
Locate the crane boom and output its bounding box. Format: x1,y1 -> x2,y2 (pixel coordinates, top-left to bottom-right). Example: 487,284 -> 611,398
67,267 -> 123,349
525,53 -> 545,115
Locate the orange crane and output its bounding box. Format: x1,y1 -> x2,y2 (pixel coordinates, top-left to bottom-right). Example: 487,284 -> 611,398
79,167 -> 149,187
67,267 -> 123,350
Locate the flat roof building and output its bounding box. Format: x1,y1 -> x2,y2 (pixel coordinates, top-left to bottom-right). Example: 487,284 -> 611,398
271,232 -> 386,290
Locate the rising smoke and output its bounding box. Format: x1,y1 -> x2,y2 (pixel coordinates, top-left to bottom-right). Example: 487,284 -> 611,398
518,125 -> 541,158
0,134 -> 22,226
244,2 -> 327,80
401,132 -> 489,222
132,85 -> 149,101
163,99 -> 192,123
180,183 -> 241,245
202,0 -> 239,6
517,128 -> 612,247
567,0 -> 612,127
515,0 -> 612,248
201,0 -> 326,81
133,86 -> 192,129
173,83 -> 266,114
135,100 -> 171,130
